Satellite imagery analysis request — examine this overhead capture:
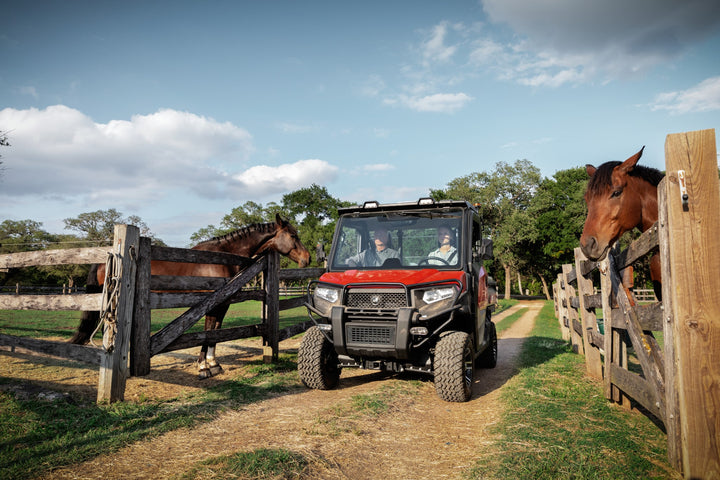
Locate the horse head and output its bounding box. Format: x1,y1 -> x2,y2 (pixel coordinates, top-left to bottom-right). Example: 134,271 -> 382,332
580,147 -> 655,261
259,214 -> 311,267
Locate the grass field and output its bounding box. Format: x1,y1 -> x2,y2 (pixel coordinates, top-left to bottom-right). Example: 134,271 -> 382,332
0,300 -> 679,479
0,300 -> 308,341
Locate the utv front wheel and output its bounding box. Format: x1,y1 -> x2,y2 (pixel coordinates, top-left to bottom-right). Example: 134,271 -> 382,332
434,331 -> 474,402
298,326 -> 340,390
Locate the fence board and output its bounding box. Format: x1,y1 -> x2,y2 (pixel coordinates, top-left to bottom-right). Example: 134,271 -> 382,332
0,334 -> 102,365
0,293 -> 101,311
0,246 -> 109,268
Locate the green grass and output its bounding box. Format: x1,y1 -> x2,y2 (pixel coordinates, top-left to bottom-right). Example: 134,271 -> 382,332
0,300 -> 308,340
176,448 -> 309,480
307,381 -> 422,437
495,307 -> 528,334
466,301 -> 678,480
0,354 -> 304,480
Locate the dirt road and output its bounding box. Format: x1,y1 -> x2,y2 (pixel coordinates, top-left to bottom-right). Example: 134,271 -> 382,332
40,301 -> 544,480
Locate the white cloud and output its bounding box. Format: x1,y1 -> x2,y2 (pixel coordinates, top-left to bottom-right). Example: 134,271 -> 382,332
363,163 -> 395,172
422,21 -> 459,66
0,105 -> 338,209
389,93 -> 473,113
651,76 -> 720,114
277,122 -> 316,134
231,159 -> 338,196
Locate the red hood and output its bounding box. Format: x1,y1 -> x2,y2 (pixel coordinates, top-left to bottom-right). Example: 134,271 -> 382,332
320,269 -> 466,289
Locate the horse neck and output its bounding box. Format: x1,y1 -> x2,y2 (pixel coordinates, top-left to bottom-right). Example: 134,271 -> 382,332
633,177 -> 659,232
204,225 -> 277,257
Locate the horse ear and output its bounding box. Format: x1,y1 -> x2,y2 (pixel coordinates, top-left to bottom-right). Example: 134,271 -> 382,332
275,213 -> 286,226
617,146 -> 645,175
586,164 -> 596,177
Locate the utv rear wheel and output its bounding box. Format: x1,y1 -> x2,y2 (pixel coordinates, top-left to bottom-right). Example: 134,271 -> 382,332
298,326 -> 340,390
477,320 -> 497,368
434,331 -> 474,402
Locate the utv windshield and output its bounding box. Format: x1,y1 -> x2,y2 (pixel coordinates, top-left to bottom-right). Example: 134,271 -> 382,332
330,210 -> 463,269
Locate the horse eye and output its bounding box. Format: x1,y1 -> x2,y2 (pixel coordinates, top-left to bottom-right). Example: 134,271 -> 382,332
611,189 -> 623,198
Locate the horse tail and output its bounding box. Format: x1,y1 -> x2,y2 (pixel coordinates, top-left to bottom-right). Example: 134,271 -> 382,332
69,264 -> 101,344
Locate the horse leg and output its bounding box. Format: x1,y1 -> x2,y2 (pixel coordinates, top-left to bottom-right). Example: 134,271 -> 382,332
69,264 -> 102,344
650,253 -> 662,301
197,303 -> 229,379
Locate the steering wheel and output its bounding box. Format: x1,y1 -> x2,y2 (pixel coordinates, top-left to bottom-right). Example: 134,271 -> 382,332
417,256 -> 450,266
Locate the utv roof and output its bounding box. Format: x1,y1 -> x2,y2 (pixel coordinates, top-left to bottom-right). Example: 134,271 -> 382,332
338,197 -> 478,215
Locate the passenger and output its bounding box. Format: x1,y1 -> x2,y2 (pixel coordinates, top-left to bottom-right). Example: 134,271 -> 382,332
427,226 -> 457,265
346,227 -> 400,267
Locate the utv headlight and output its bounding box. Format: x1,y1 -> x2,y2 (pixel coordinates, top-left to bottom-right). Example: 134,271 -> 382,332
414,284 -> 460,319
316,286 -> 339,303
422,287 -> 455,304
312,284 -> 342,317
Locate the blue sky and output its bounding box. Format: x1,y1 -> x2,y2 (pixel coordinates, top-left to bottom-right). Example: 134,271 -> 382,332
1,0 -> 719,246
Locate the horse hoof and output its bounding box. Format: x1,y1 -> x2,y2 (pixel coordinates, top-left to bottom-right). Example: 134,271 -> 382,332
209,365 -> 224,376
198,368 -> 212,380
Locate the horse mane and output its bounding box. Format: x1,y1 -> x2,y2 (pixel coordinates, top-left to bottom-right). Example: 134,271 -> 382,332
199,222 -> 278,247
587,161 -> 665,194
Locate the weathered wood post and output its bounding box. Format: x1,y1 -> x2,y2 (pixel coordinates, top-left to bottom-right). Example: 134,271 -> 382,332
574,248 -> 603,380
562,263 -> 584,355
97,224 -> 139,403
263,250 -> 280,363
658,177 -> 682,470
598,255 -> 630,407
131,236 -> 152,376
663,128 -> 720,478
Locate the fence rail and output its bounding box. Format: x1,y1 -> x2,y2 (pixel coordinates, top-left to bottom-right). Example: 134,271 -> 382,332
0,227 -> 324,404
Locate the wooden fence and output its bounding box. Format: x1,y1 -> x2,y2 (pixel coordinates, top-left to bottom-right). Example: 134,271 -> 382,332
0,225 -> 324,404
553,129 -> 719,478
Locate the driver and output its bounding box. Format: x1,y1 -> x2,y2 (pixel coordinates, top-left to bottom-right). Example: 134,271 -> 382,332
427,226 -> 457,265
346,227 -> 400,267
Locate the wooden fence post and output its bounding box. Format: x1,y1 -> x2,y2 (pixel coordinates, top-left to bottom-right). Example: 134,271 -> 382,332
131,236 -> 151,376
562,263 -> 584,355
658,177 -> 682,471
574,247 -> 603,381
555,272 -> 570,341
664,128 -> 720,478
263,250 -> 280,363
97,224 -> 139,403
598,255 -> 629,406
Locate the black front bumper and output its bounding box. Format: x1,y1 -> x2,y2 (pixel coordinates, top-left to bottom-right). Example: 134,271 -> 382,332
330,305 -> 414,359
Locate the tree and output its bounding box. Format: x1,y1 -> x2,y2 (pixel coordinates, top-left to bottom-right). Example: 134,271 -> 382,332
281,184 -> 353,264
0,220 -> 86,287
63,209 -> 157,244
513,167 -> 589,298
431,159 -> 542,299
190,184 -> 352,266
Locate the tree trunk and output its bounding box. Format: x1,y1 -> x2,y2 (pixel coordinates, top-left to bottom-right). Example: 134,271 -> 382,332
539,273 -> 550,300
503,263 -> 511,300
517,272 -> 523,296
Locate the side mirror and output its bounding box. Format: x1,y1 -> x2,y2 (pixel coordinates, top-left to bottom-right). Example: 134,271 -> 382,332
474,238 -> 493,261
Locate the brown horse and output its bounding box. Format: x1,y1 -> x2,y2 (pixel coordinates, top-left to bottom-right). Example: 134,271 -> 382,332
580,147 -> 665,299
70,214 -> 310,378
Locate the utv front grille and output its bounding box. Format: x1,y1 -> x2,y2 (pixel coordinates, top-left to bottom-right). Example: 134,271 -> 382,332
346,324 -> 395,346
346,289 -> 407,309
